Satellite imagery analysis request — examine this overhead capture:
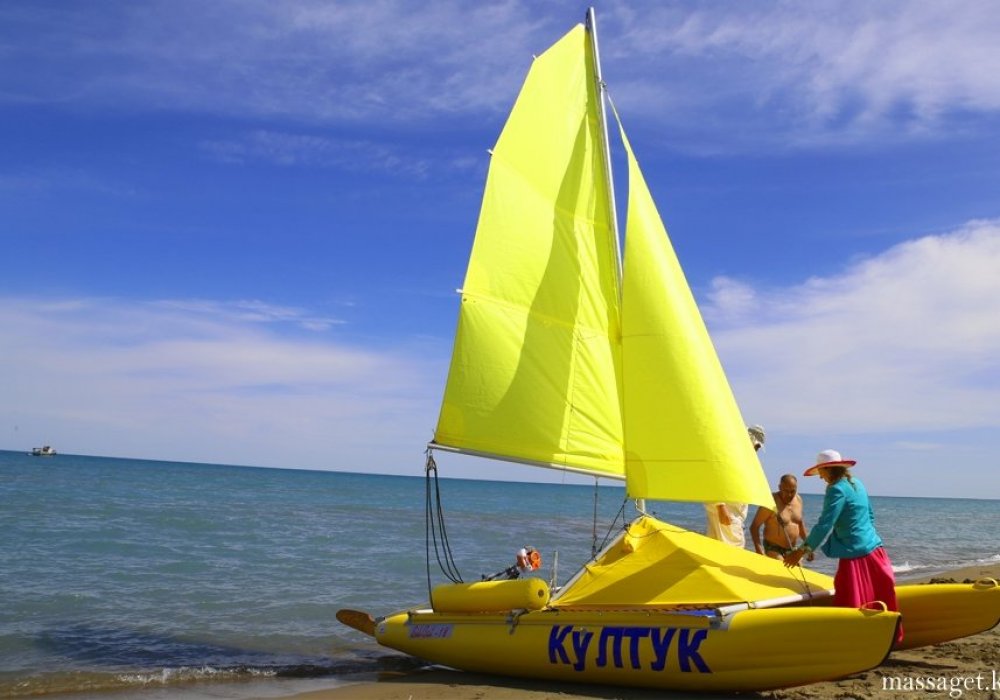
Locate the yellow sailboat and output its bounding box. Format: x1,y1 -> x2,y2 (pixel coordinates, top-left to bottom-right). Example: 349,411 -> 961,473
338,9 -> 999,692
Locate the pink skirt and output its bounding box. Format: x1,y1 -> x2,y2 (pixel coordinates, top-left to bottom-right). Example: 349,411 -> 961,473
834,546 -> 904,644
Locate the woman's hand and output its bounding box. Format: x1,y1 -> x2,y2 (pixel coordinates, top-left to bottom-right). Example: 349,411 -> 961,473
783,547 -> 806,568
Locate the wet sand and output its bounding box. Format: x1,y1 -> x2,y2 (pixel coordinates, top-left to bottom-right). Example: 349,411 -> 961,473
295,563 -> 999,700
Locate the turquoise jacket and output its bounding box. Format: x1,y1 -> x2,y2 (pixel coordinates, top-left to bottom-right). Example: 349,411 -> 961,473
804,477 -> 883,559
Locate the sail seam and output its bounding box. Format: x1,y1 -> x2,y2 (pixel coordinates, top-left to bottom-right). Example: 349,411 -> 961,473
458,291 -> 616,337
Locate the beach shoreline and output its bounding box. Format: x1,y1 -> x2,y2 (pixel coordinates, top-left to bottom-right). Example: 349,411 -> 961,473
289,563 -> 1000,700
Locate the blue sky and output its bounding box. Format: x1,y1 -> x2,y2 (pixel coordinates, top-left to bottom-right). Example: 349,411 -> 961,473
3,1 -> 1000,499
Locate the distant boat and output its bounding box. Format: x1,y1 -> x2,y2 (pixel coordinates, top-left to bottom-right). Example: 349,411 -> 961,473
30,446 -> 57,456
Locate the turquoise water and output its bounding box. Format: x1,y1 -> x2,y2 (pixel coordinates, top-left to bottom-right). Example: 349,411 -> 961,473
0,450 -> 997,697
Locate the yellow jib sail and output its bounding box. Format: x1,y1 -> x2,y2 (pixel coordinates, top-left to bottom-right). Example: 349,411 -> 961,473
433,24 -> 625,477
618,125 -> 773,507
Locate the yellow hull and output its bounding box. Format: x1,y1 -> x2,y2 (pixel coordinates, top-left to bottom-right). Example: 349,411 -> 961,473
375,605 -> 899,692
895,579 -> 1000,650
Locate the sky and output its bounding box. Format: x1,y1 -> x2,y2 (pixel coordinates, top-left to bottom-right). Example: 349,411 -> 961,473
3,1 -> 1000,499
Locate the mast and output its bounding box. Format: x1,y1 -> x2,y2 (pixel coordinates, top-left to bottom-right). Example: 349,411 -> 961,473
587,8 -> 640,511
585,7 -> 623,297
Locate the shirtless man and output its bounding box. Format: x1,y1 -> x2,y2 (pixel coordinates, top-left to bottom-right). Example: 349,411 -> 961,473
749,474 -> 811,559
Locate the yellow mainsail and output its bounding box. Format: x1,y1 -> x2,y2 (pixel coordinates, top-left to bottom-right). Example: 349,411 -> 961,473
433,21 -> 772,509
434,25 -> 625,477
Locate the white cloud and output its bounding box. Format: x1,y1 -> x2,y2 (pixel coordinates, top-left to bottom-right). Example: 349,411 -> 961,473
701,220 -> 1000,497
0,296 -> 446,471
712,219 -> 1000,433
792,4 -> 1000,132
605,2 -> 1000,147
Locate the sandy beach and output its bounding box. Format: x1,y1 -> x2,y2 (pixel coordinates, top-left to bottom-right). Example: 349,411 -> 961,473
293,563 -> 999,700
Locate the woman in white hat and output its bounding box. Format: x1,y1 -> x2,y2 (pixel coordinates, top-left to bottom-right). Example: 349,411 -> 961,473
784,449 -> 902,643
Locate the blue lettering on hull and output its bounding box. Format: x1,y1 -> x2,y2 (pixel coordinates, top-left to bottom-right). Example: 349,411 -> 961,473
409,624 -> 453,639
548,625 -> 711,674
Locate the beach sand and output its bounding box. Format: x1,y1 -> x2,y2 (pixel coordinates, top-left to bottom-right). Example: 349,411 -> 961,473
292,563 -> 999,700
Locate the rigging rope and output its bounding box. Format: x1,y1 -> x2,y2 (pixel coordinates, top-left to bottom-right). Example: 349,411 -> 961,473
767,492 -> 817,596
590,478 -> 630,558
591,498 -> 628,559
424,451 -> 463,600
591,478 -> 600,558
781,521 -> 816,596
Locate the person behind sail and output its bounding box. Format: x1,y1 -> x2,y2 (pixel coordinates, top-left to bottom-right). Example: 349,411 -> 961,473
784,450 -> 902,644
516,546 -> 541,575
749,474 -> 812,560
704,425 -> 765,547
484,546 -> 541,581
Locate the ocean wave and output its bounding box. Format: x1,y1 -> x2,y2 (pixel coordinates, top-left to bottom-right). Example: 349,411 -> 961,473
892,553 -> 1000,582
0,654 -> 425,698
892,560 -> 926,575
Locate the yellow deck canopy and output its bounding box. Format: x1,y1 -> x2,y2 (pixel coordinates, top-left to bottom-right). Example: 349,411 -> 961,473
553,515 -> 834,608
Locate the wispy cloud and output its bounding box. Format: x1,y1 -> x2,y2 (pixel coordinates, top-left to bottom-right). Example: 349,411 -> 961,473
4,1 -> 999,149
0,296 -> 445,470
0,0 -> 538,122
150,298 -> 345,332
199,130 -> 431,178
609,1 -> 1000,148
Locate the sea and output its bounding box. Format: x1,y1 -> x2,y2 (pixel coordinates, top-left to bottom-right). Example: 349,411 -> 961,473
1,449 -> 997,699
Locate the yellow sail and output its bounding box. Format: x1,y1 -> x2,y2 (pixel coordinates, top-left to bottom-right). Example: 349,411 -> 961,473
617,124 -> 773,508
434,18 -> 772,507
433,24 -> 625,477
